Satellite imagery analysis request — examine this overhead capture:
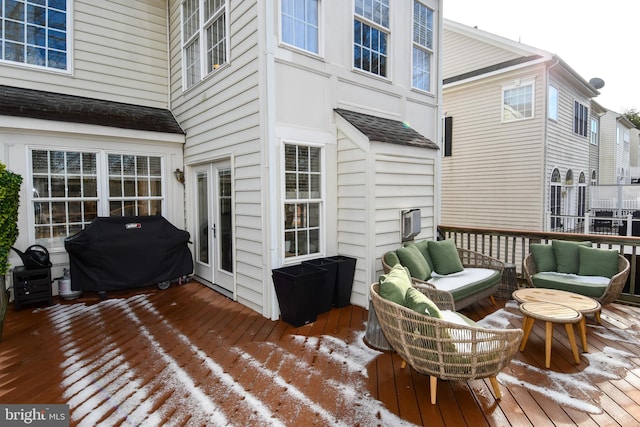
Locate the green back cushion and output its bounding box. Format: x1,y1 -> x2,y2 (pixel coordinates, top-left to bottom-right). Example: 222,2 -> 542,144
411,240 -> 435,271
396,244 -> 431,280
404,287 -> 442,318
530,243 -> 556,272
578,246 -> 619,278
383,251 -> 400,268
379,264 -> 413,305
552,240 -> 592,274
428,239 -> 464,275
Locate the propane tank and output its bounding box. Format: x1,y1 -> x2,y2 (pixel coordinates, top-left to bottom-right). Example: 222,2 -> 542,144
58,268 -> 81,300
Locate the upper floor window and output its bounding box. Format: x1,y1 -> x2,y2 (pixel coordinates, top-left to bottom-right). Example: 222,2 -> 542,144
412,1 -> 433,92
590,118 -> 598,145
281,0 -> 319,54
0,0 -> 68,70
548,85 -> 558,120
182,0 -> 228,89
502,80 -> 533,121
573,101 -> 588,137
353,0 -> 389,77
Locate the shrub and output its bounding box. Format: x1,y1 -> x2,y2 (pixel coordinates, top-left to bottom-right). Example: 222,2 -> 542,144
0,162 -> 23,276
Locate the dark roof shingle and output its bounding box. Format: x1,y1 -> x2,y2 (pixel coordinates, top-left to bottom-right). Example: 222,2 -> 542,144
0,85 -> 184,134
334,108 -> 439,149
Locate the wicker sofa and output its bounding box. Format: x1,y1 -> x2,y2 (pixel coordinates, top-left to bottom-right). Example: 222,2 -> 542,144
382,239 -> 503,310
370,278 -> 522,404
522,240 -> 630,308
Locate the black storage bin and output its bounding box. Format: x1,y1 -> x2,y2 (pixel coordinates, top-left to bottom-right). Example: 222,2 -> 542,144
326,255 -> 356,307
272,264 -> 328,327
302,258 -> 338,314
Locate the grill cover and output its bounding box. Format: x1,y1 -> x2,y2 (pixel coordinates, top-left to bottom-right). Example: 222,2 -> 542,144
65,216 -> 193,292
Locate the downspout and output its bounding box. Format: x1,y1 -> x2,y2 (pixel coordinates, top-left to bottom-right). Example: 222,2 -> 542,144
264,0 -> 280,320
543,58 -> 561,231
434,0 -> 444,236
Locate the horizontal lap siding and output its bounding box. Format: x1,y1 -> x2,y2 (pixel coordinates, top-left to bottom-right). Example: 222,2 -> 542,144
336,136 -> 368,307
442,68 -> 545,231
169,1 -> 265,313
0,0 -> 169,108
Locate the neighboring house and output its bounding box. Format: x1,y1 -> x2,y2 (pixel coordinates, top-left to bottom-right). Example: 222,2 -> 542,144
441,19 -> 599,232
630,128 -> 640,182
597,109 -> 634,184
1,1 -> 444,320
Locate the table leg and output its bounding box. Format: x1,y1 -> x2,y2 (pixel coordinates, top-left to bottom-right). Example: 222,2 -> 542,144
545,321 -> 553,368
520,316 -> 534,352
565,323 -> 581,365
578,317 -> 588,352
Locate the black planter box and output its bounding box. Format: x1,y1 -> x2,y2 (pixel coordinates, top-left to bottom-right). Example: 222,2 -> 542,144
302,258 -> 338,314
272,264 -> 328,327
326,255 -> 356,307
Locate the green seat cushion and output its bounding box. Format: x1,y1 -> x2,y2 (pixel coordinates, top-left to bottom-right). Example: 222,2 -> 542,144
428,268 -> 500,301
530,243 -> 556,272
396,244 -> 432,280
411,240 -> 435,271
379,264 -> 413,305
383,251 -> 400,268
552,240 -> 592,274
532,272 -> 608,299
578,246 -> 619,278
428,239 -> 464,275
404,286 -> 442,318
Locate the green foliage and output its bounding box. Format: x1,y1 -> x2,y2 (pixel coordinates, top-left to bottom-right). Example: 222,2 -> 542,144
0,162 -> 23,276
623,109 -> 640,129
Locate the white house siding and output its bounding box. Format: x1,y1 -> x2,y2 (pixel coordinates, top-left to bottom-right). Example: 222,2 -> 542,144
334,130 -> 438,308
442,67 -> 545,231
0,0 -> 169,108
167,0 -> 265,314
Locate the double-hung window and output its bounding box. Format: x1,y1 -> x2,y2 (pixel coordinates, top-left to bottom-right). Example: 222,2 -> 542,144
1,0 -> 68,70
181,0 -> 228,89
412,1 -> 433,92
284,144 -> 321,258
590,118 -> 598,145
31,150 -> 164,249
502,80 -> 533,121
573,101 -> 588,137
353,0 -> 389,77
281,0 -> 319,54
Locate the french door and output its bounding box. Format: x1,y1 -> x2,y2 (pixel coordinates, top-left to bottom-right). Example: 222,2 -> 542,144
193,161 -> 234,297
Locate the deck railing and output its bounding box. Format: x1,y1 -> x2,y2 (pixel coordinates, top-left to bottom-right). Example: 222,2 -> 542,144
438,224 -> 640,306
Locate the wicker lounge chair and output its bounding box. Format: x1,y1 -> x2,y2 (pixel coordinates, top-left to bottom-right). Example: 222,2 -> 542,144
523,253 -> 629,307
370,282 -> 523,404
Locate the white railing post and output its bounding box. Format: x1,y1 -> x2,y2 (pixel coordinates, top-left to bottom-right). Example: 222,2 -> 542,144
585,212 -> 590,234
628,213 -> 633,236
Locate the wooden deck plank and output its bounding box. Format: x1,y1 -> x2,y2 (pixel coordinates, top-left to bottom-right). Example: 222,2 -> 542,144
1,280 -> 640,426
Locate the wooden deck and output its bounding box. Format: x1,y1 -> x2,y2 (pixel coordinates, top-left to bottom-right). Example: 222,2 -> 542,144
1,280 -> 640,426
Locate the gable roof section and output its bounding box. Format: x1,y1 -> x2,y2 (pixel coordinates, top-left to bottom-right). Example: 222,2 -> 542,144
334,109 -> 439,149
444,54 -> 543,85
0,85 -> 184,134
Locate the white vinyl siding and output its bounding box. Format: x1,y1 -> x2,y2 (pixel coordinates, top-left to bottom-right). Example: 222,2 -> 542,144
0,0 -> 169,108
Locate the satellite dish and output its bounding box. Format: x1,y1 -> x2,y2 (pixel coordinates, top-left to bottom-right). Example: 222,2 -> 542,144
589,77 -> 605,90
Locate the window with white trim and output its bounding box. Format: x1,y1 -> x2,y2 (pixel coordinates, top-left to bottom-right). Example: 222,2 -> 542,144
550,168 -> 561,229
0,0 -> 68,70
181,0 -> 227,89
353,0 -> 389,77
573,101 -> 588,137
590,118 -> 598,145
284,144 -> 321,258
502,81 -> 533,121
412,1 -> 433,92
31,150 -> 164,249
548,85 -> 558,120
281,0 -> 319,54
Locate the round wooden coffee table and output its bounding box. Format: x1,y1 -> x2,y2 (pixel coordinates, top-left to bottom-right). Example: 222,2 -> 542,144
512,288 -> 601,352
518,301 -> 582,368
